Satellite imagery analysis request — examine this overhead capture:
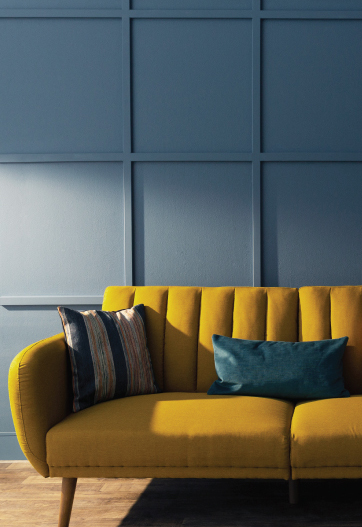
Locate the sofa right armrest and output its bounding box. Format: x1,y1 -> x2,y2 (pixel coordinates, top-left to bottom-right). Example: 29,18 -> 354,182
8,333 -> 72,477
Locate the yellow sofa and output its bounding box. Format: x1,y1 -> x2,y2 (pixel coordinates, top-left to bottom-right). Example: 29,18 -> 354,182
8,286 -> 362,526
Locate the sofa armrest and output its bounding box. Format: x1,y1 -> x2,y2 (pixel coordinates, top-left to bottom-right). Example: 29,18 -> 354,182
8,333 -> 72,477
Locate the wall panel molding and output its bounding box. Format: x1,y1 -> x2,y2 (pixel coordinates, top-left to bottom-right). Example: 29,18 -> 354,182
251,0 -> 261,286
122,0 -> 133,286
0,296 -> 103,306
0,9 -> 122,17
1,0 -> 360,294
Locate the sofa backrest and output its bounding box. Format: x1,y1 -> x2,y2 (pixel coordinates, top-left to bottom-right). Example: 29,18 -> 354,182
102,285 -> 362,395
102,286 -> 298,392
299,286 -> 362,395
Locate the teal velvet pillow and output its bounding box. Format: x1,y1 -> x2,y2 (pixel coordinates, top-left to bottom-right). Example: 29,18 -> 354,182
208,335 -> 350,400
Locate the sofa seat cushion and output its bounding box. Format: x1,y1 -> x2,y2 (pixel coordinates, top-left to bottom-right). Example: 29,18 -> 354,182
291,396 -> 362,479
47,392 -> 293,477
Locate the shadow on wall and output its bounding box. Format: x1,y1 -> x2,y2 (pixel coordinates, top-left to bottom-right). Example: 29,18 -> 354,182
118,477 -> 362,526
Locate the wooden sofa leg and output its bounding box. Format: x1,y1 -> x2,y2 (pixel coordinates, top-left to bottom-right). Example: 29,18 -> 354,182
288,477 -> 299,505
58,477 -> 77,527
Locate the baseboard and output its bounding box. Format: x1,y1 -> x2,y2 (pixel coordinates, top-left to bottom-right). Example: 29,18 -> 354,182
0,435 -> 26,460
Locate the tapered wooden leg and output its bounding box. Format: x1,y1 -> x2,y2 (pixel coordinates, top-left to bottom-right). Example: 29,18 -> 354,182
288,476 -> 299,505
58,477 -> 77,527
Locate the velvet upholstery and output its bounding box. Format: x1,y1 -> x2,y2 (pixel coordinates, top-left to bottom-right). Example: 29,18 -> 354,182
9,285 -> 362,482
46,392 -> 293,480
208,335 -> 349,399
291,396 -> 362,479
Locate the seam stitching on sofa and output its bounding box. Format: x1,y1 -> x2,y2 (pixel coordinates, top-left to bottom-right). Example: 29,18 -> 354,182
292,466 -> 362,469
297,292 -> 300,343
162,288 -> 169,390
49,465 -> 287,469
264,289 -> 268,341
18,339 -> 48,465
194,288 -> 202,392
288,408 -> 296,470
328,287 -> 332,339
231,288 -> 235,338
196,288 -> 203,392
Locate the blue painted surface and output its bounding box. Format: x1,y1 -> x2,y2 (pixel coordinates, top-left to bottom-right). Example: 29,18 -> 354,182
0,18 -> 122,154
0,163 -> 125,296
262,163 -> 362,287
263,0 -> 362,9
132,0 -> 251,8
0,436 -> 25,460
0,0 -> 122,9
133,162 -> 253,286
1,304 -> 101,460
1,4 -> 362,458
132,19 -> 252,153
262,20 -> 362,153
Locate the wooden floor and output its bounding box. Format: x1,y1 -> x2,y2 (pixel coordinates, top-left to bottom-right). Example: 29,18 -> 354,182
1,462 -> 362,527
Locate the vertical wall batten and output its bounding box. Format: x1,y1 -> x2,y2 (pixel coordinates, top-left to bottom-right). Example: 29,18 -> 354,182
252,0 -> 261,287
123,161 -> 133,286
123,0 -> 133,285
252,162 -> 261,287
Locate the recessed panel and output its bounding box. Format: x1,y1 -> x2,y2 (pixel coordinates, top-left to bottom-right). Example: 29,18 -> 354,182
0,163 -> 124,295
262,163 -> 362,287
263,0 -> 362,9
132,0 -> 251,8
262,20 -> 362,153
0,19 -> 122,154
133,162 -> 252,286
132,19 -> 252,153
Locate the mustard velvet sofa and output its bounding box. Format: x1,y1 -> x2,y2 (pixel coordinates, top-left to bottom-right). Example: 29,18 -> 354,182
9,285 -> 362,526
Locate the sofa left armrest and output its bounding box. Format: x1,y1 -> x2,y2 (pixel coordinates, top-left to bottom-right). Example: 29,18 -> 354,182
8,333 -> 72,477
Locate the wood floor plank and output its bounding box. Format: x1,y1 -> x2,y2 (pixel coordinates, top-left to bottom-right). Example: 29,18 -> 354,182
1,463 -> 362,526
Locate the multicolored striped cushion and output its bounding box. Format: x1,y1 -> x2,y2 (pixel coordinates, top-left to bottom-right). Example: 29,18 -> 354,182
58,304 -> 159,412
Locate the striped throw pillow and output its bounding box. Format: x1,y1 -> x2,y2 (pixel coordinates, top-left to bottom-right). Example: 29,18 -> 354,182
58,304 -> 159,412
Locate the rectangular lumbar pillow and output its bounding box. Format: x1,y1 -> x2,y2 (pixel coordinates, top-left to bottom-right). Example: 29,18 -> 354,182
58,304 -> 159,412
208,335 -> 350,400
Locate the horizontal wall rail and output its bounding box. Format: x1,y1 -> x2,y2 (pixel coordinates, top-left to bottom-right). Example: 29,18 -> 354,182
1,9 -> 362,19
0,9 -> 123,18
4,153 -> 362,164
0,296 -> 103,306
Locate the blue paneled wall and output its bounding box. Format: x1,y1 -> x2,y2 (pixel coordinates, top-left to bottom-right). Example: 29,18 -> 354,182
1,1 -> 362,458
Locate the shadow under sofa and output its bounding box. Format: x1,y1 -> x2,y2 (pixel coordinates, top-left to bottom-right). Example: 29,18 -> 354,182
9,285 -> 362,527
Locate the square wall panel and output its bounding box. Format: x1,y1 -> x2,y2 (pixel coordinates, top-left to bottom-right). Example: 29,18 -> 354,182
132,19 -> 252,153
262,20 -> 362,153
0,19 -> 122,154
133,162 -> 252,286
0,162 -> 124,295
262,162 -> 362,287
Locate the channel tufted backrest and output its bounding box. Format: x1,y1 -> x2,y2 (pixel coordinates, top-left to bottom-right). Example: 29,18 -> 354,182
299,286 -> 362,395
102,286 -> 299,392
